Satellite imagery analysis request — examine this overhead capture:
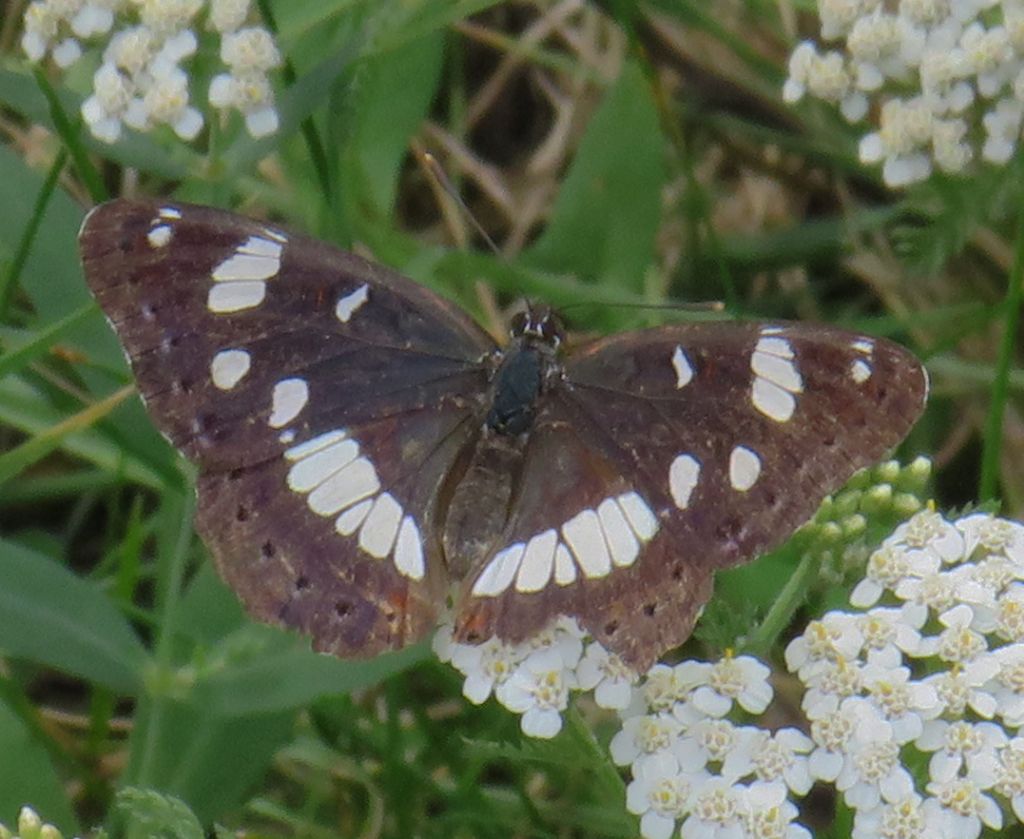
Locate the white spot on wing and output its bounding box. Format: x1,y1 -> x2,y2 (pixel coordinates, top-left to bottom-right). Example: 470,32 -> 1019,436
148,224 -> 172,248
286,436 -> 359,492
212,253 -> 278,282
671,345 -> 694,388
335,499 -> 372,535
554,543 -> 577,585
208,280 -> 266,313
285,430 -> 347,461
307,458 -> 380,516
851,359 -> 872,384
756,336 -> 794,359
729,445 -> 762,492
752,348 -> 802,392
515,529 -> 558,592
210,349 -> 250,390
852,338 -> 874,355
752,376 -> 796,422
263,227 -> 287,243
617,491 -> 658,541
358,492 -> 403,558
159,207 -> 182,220
285,426 -> 421,575
562,509 -> 612,578
669,454 -> 701,510
336,284 -> 369,323
473,544 -> 525,596
598,498 -> 640,567
394,516 -> 425,580
269,378 -> 309,428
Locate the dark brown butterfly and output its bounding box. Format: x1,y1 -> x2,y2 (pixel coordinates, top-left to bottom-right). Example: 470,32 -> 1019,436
79,199 -> 927,671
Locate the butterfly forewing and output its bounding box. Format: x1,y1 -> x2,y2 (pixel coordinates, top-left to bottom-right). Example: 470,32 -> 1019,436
80,199 -> 496,656
455,321 -> 927,670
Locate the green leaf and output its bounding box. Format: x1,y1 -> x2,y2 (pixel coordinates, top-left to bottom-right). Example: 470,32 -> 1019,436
0,701 -> 78,835
526,60 -> 665,289
191,626 -> 430,716
0,377 -> 174,492
176,565 -> 432,715
0,539 -> 148,694
341,32 -> 445,220
114,787 -> 204,839
123,698 -> 296,824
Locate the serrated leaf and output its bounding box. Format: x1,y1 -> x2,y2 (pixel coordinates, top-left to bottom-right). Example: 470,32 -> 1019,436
114,788 -> 204,839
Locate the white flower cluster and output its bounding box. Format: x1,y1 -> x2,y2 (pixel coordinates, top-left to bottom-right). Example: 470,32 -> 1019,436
21,0 -> 281,143
0,805 -> 75,839
433,617 -> 636,738
611,653 -> 811,839
787,509 -> 1024,838
784,0 -> 1024,186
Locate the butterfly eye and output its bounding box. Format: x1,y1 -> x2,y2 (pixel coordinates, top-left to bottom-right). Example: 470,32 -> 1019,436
540,311 -> 564,344
510,311 -> 529,336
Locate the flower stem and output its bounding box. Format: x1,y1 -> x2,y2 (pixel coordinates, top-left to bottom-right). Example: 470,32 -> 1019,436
979,207 -> 1024,503
742,547 -> 818,657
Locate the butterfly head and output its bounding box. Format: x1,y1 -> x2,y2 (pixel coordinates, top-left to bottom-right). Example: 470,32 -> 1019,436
511,304 -> 565,351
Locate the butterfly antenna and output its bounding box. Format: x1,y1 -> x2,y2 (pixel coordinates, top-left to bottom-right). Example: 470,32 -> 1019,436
419,151 -> 502,257
560,300 -> 727,315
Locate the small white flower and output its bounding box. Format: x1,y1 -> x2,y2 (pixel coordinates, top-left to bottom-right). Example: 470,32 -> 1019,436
675,719 -> 746,772
626,752 -> 706,839
917,719 -> 1005,783
643,663 -> 691,712
926,776 -> 1003,838
992,586 -> 1024,643
851,792 -> 943,839
722,727 -> 814,795
71,0 -> 120,37
610,712 -> 683,768
801,655 -> 864,719
959,512 -> 1024,565
836,727 -> 914,810
922,660 -> 1000,718
104,25 -> 155,74
995,736 -> 1024,821
450,636 -> 524,704
852,664 -> 939,743
209,0 -> 249,33
684,654 -> 773,718
142,65 -> 203,139
221,26 -> 281,72
785,613 -> 863,676
494,648 -> 576,738
139,0 -> 203,36
52,36 -> 82,67
680,777 -> 747,839
81,62 -> 132,142
742,783 -> 811,839
987,642 -> 1024,725
575,642 -> 636,710
808,706 -> 859,781
933,603 -> 989,663
890,508 -> 966,565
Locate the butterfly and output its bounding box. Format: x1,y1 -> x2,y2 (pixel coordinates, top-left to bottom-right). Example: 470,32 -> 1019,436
79,198 -> 928,672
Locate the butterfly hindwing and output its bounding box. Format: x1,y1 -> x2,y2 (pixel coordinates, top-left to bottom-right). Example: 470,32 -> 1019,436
80,199 -> 497,656
456,321 -> 927,670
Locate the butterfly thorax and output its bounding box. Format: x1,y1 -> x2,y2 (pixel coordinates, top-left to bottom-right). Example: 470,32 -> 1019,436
442,308 -> 566,579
